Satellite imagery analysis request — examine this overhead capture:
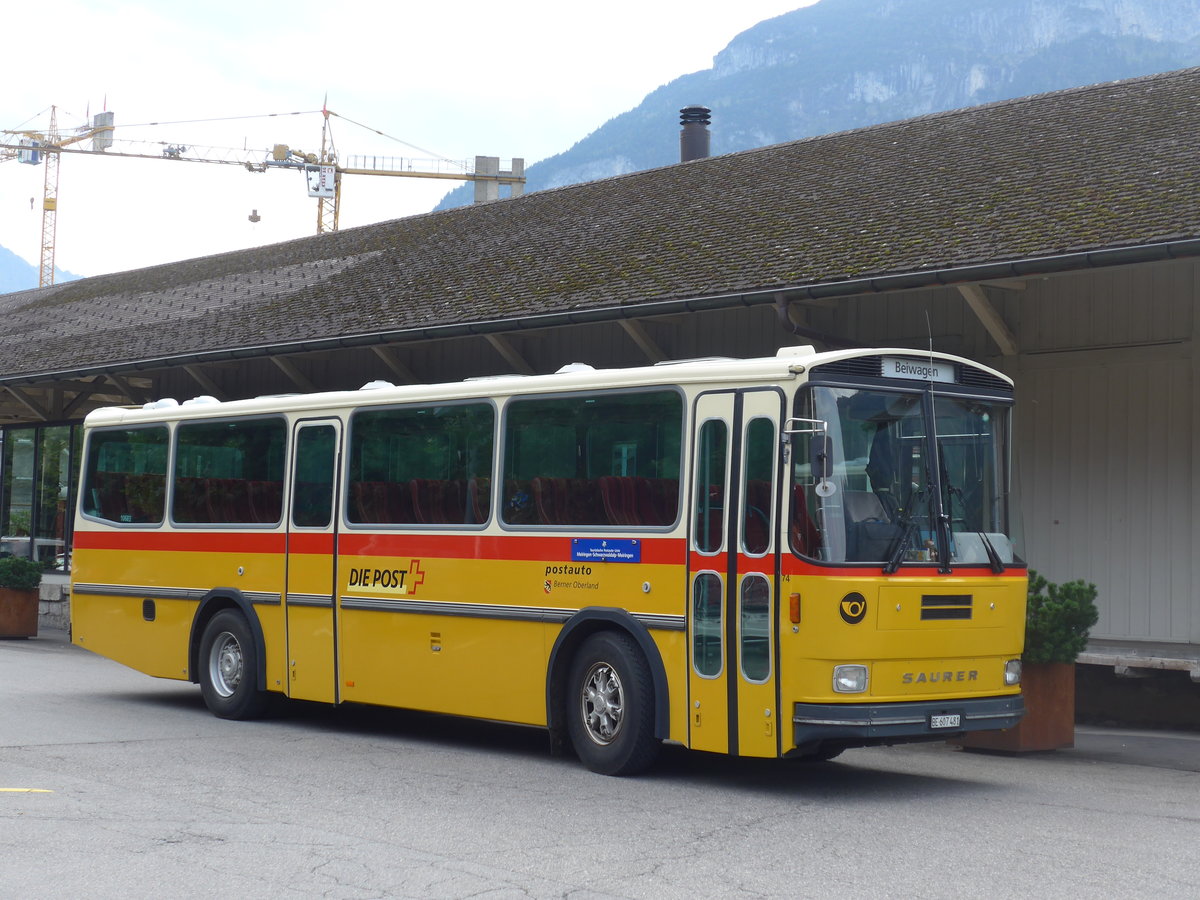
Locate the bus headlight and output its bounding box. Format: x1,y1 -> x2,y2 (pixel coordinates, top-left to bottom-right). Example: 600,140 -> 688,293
1005,659 -> 1022,686
833,664 -> 868,693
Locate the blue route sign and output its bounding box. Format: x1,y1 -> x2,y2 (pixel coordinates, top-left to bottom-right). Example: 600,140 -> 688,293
571,538 -> 641,563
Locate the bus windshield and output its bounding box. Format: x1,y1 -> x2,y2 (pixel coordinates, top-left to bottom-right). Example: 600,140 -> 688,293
790,384 -> 1016,568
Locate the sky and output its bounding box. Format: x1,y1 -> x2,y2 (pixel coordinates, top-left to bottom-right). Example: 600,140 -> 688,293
1,0 -> 817,281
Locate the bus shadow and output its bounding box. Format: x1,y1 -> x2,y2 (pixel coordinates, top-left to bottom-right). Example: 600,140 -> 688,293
645,743 -> 986,800
118,688 -> 987,798
283,700 -> 987,799
273,697 -> 555,756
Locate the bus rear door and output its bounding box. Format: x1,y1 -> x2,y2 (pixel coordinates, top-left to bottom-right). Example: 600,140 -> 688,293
284,419 -> 342,703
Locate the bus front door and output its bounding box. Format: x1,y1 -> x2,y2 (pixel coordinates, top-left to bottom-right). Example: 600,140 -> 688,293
688,389 -> 783,758
284,420 -> 342,704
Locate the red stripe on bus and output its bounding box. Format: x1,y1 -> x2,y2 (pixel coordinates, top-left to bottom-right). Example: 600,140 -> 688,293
288,533 -> 335,554
778,558 -> 1022,577
73,528 -> 685,563
72,530 -> 286,554
337,532 -> 686,563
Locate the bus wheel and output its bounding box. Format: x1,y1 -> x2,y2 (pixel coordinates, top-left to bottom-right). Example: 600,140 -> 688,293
199,610 -> 269,720
567,631 -> 659,776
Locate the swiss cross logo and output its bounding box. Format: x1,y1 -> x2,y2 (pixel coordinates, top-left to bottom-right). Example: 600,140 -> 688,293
407,559 -> 426,595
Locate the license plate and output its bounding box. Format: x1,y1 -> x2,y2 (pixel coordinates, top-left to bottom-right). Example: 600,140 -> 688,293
930,714 -> 961,729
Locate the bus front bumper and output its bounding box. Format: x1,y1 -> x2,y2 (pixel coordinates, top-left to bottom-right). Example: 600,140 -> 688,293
790,694 -> 1025,754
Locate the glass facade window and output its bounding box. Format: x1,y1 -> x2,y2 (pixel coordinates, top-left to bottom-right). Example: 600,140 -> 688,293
1,423 -> 81,571
1,428 -> 36,563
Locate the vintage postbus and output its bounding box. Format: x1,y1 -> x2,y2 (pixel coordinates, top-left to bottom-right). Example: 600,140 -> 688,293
70,346 -> 1026,774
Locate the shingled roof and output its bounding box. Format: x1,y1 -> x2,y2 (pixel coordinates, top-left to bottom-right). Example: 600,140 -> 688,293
4,66 -> 1199,382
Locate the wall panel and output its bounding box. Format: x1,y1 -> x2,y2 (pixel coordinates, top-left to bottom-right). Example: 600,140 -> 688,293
1014,350 -> 1193,644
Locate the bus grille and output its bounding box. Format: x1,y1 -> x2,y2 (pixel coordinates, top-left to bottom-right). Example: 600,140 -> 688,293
956,366 -> 1010,392
812,356 -> 882,378
921,594 -> 973,620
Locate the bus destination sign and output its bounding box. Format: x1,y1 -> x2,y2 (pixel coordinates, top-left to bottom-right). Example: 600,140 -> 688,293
883,356 -> 955,384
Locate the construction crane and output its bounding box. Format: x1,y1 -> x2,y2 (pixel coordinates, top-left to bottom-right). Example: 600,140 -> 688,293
1,106 -> 525,287
265,106 -> 525,234
0,105 -> 115,287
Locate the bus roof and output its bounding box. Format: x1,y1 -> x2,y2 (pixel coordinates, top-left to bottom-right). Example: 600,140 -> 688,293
82,345 -> 1013,427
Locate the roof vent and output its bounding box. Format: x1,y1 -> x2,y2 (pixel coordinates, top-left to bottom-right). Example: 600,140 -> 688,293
182,395 -> 220,406
555,362 -> 595,374
654,356 -> 734,367
360,380 -> 395,391
142,397 -> 179,410
680,106 -> 711,163
776,345 -> 817,359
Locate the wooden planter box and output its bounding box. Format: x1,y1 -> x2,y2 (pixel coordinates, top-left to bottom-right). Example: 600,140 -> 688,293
0,587 -> 39,638
957,661 -> 1075,752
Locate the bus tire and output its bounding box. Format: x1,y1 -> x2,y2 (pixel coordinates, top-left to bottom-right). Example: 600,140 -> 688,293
567,631 -> 660,776
198,609 -> 269,720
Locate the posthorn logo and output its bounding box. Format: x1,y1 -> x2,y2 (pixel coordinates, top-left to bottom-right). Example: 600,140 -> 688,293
840,592 -> 867,624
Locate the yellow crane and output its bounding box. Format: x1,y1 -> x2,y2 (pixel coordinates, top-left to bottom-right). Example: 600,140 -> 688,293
266,106 -> 526,234
1,106 -> 525,287
1,105 -> 115,287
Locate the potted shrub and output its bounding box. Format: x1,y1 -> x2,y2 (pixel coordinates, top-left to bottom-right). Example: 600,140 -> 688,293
0,555 -> 44,638
961,570 -> 1099,752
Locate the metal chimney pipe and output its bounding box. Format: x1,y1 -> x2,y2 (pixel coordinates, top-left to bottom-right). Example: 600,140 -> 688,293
679,106 -> 711,162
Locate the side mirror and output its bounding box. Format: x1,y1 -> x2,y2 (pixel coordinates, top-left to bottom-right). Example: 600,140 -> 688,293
784,418 -> 830,476
810,432 -> 832,481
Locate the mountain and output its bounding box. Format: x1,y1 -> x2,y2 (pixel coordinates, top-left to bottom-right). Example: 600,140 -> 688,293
0,244 -> 81,294
436,0 -> 1200,209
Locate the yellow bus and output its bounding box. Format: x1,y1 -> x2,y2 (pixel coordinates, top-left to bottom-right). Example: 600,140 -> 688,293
71,346 -> 1026,774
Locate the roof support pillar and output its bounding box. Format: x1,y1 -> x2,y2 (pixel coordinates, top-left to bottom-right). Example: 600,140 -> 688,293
184,364 -> 229,401
271,356 -> 317,393
619,319 -> 666,363
62,385 -> 101,419
3,386 -> 50,421
957,284 -> 1019,356
106,373 -> 149,406
371,346 -> 421,384
485,334 -> 535,375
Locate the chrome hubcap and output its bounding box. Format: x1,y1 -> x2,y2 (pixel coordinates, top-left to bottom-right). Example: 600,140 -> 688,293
209,631 -> 243,698
580,661 -> 624,745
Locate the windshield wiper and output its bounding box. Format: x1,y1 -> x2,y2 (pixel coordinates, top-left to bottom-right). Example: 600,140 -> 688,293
978,531 -> 1005,574
882,514 -> 918,575
934,509 -> 953,574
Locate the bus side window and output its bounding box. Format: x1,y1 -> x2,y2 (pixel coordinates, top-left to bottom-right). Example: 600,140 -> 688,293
81,426 -> 169,525
502,390 -> 682,528
172,418 -> 286,525
347,402 -> 494,527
